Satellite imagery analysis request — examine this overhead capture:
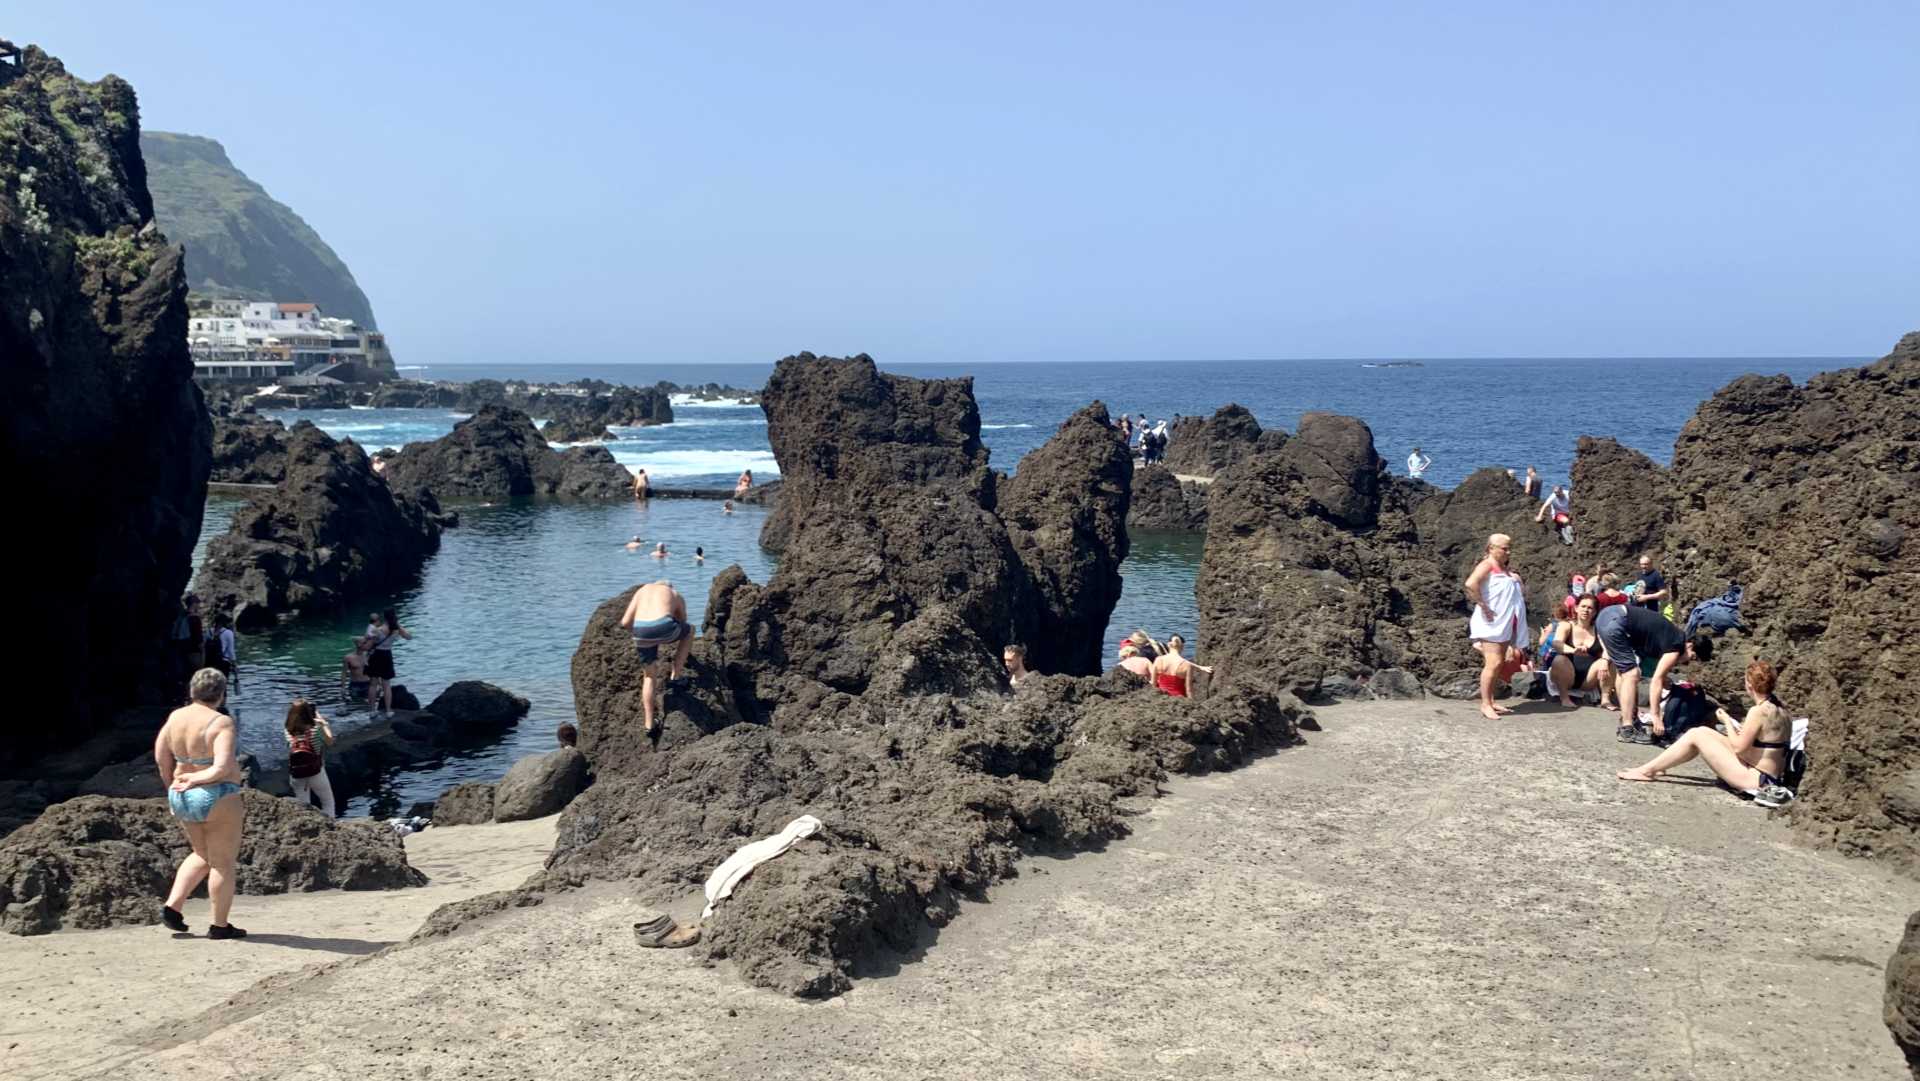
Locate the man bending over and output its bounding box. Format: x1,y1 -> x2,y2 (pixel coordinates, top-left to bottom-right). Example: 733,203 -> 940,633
1594,602 -> 1712,744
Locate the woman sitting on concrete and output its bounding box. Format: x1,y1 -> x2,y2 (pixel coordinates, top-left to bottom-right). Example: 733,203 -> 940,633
1617,659 -> 1791,792
1542,594 -> 1611,709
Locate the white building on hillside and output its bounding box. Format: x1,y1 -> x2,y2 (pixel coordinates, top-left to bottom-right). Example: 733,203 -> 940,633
189,301 -> 394,382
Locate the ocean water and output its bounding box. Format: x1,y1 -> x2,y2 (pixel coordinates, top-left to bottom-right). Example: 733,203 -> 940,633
217,355 -> 1851,815
426,356 -> 1854,488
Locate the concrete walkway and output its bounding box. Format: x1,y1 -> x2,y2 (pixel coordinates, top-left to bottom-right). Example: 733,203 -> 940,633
13,700 -> 1917,1079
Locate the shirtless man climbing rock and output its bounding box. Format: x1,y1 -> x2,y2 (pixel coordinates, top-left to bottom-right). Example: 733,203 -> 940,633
618,580 -> 693,736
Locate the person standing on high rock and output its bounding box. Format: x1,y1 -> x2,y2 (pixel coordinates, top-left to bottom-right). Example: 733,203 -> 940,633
1407,446 -> 1432,479
1632,554 -> 1670,613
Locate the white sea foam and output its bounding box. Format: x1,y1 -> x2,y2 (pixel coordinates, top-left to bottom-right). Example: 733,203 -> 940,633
349,404 -> 374,410
644,417 -> 767,429
669,394 -> 756,408
606,447 -> 780,480
982,423 -> 1034,430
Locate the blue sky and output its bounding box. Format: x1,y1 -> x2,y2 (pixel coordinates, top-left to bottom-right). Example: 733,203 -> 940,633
19,3 -> 1918,364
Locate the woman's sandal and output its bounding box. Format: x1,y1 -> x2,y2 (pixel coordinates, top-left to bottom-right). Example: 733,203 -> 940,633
633,915 -> 702,949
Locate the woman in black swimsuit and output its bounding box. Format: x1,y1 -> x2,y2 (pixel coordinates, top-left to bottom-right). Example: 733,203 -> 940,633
1543,594 -> 1609,708
1618,659 -> 1792,789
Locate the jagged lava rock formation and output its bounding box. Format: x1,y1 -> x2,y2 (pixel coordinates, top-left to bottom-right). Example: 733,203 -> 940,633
0,46 -> 210,773
544,354 -> 1310,997
1164,403 -> 1286,477
383,404 -> 634,500
195,421 -> 443,630
210,412 -> 288,484
0,790 -> 423,935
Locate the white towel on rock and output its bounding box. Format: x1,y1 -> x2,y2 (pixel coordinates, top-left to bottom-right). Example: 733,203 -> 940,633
702,814 -> 823,919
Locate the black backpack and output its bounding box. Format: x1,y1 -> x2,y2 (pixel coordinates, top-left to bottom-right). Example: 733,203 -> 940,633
1661,682 -> 1714,743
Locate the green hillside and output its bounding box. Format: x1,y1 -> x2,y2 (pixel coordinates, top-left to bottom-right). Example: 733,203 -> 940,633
141,131 -> 378,328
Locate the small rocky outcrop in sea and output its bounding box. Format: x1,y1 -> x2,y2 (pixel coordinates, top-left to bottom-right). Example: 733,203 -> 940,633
540,415 -> 614,443
0,791 -> 425,935
368,381 -> 461,409
195,422 -> 444,630
382,404 -> 634,500
1164,404 -> 1287,477
210,413 -> 289,484
1128,463 -> 1208,531
0,45 -> 211,777
1891,911 -> 1920,1079
539,354 -> 1311,998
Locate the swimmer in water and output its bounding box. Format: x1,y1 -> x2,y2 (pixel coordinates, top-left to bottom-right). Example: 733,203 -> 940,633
652,542 -> 668,559
624,536 -> 643,551
721,500 -> 734,515
694,546 -> 705,565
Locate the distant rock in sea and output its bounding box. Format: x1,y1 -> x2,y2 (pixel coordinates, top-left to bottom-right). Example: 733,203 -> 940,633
382,404 -> 635,500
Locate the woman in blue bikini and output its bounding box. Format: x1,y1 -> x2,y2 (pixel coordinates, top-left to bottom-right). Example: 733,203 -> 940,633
154,667 -> 247,939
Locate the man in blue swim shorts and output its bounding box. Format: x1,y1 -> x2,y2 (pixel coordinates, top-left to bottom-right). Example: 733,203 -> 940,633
618,580 -> 693,735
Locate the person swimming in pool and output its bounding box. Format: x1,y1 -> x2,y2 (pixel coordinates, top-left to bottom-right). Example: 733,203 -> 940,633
624,536 -> 644,551
154,667 -> 247,939
618,580 -> 693,736
694,546 -> 705,565
652,542 -> 669,559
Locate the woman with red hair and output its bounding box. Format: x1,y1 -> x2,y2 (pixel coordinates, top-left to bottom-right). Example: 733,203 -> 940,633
1617,659 -> 1793,793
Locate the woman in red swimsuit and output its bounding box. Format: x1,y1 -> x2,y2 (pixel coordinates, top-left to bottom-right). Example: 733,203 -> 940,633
1152,635 -> 1207,697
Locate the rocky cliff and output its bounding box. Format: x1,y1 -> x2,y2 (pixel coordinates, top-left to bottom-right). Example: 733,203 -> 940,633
195,422 -> 443,630
541,354 -> 1309,997
1891,910 -> 1920,1079
383,404 -> 635,500
0,46 -> 210,773
210,413 -> 288,484
141,131 -> 378,328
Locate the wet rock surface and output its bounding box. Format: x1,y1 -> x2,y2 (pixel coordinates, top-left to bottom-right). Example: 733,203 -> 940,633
425,681 -> 531,731
0,46 -> 210,775
194,422 -> 444,630
549,354 -> 1309,997
0,790 -> 424,935
210,414 -> 289,484
383,404 -> 634,501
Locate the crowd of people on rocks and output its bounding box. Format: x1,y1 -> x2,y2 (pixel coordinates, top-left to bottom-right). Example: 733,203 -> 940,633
1463,523 -> 1791,810
1115,413 -> 1172,465
999,629 -> 1213,699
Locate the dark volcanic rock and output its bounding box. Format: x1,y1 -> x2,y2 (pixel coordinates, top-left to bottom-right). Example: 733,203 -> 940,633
194,422 -> 443,630
0,46 -> 211,774
1568,437 -> 1672,563
1000,403 -> 1133,676
540,415 -> 613,443
424,681 -> 530,731
493,747 -> 590,822
756,353 -> 993,554
1655,338 -> 1920,869
1164,404 -> 1284,477
553,355 -> 1313,997
1128,464 -> 1208,532
432,782 -> 496,826
383,404 -> 633,501
0,790 -> 424,935
210,414 -> 289,484
368,380 -> 459,409
1891,910 -> 1920,1079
